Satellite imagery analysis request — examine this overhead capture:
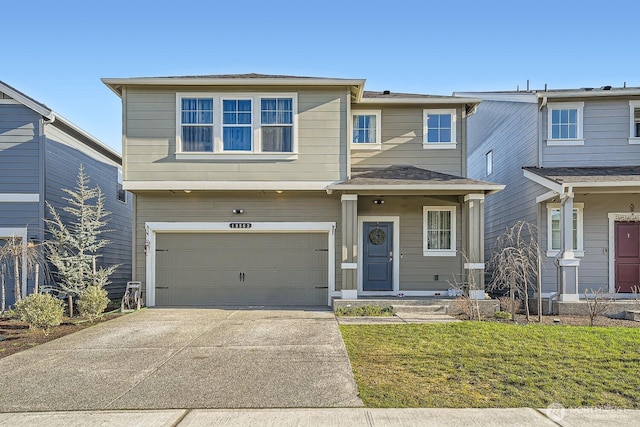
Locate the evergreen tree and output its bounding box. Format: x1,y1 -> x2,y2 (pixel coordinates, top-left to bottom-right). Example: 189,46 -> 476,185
45,165 -> 118,316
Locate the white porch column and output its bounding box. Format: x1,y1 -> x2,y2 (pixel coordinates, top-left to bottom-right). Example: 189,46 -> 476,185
557,189 -> 580,301
340,194 -> 358,299
464,194 -> 486,300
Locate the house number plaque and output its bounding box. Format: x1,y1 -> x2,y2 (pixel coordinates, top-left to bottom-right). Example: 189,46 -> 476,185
229,222 -> 252,229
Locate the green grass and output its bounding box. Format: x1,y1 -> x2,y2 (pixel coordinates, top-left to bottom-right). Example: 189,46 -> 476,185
340,322 -> 640,408
335,305 -> 395,317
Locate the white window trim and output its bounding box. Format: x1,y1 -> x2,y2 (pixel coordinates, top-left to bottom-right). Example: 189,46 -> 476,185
546,203 -> 584,257
221,97 -> 254,152
628,101 -> 640,144
423,108 -> 457,149
486,150 -> 493,176
145,221 -> 336,307
175,92 -> 298,157
175,93 -> 215,154
546,102 -> 585,145
423,206 -> 457,256
350,110 -> 382,150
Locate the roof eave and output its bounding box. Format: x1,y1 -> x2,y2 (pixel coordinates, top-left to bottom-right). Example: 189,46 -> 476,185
537,89 -> 640,99
0,81 -> 55,120
358,97 -> 482,105
327,184 -> 505,192
102,77 -> 367,98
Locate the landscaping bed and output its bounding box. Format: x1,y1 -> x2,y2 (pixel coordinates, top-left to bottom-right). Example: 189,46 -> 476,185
340,321 -> 640,408
0,313 -> 121,359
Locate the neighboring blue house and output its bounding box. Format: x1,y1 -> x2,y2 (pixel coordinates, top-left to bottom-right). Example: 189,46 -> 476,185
460,86 -> 640,310
0,80 -> 132,305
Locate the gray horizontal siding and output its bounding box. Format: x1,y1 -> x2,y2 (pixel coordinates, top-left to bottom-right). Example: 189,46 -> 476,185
539,194 -> 632,294
542,99 -> 640,167
124,88 -> 348,182
44,136 -> 132,301
466,100 -> 542,274
350,106 -> 464,176
358,195 -> 463,291
0,104 -> 40,193
134,192 -> 343,294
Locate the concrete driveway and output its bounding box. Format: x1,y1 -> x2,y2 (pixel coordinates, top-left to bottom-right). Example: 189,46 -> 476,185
0,308 -> 363,412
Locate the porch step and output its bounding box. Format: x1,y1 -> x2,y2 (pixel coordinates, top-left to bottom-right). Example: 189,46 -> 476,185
391,304 -> 449,314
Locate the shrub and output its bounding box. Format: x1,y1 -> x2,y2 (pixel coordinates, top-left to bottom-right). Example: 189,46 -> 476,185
335,305 -> 395,317
77,285 -> 110,322
14,293 -> 65,335
494,310 -> 512,320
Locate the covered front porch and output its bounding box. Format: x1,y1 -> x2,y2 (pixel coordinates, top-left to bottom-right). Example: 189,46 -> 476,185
524,166 -> 640,303
328,165 -> 503,302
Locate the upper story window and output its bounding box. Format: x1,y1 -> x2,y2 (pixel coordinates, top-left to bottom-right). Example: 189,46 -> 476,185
180,97 -> 214,152
261,98 -> 293,152
176,93 -> 297,159
351,110 -> 381,149
423,206 -> 456,256
222,99 -> 252,151
116,167 -> 126,203
423,109 -> 456,149
629,101 -> 640,144
547,102 -> 584,145
486,150 -> 493,176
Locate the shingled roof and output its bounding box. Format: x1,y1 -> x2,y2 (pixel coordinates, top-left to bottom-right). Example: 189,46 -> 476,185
329,165 -> 503,193
523,166 -> 640,184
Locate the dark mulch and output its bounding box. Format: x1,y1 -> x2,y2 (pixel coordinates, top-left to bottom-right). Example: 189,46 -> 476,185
0,313 -> 121,359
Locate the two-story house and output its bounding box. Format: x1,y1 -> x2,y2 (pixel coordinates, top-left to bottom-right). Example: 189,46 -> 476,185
0,80 -> 133,305
102,74 -> 502,307
462,86 -> 640,308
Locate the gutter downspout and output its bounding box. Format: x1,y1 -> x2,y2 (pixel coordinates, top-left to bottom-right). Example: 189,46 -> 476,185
538,96 -> 546,167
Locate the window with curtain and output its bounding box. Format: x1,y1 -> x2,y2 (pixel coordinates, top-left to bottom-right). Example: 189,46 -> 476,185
180,98 -> 213,152
223,99 -> 252,151
261,98 -> 293,152
423,206 -> 456,256
352,114 -> 378,144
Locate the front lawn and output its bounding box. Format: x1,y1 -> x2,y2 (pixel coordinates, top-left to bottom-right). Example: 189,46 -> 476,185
340,322 -> 640,408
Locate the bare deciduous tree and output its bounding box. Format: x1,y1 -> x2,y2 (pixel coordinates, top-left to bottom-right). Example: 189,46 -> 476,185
584,288 -> 613,326
0,235 -> 49,310
488,221 -> 542,322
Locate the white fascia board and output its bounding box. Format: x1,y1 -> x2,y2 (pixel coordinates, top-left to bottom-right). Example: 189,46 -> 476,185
537,89 -> 640,99
328,184 -> 505,192
453,92 -> 538,103
123,180 -> 336,191
102,77 -> 366,97
570,180 -> 640,188
358,97 -> 481,105
523,169 -> 563,193
536,190 -> 559,204
0,81 -> 54,121
54,115 -> 122,161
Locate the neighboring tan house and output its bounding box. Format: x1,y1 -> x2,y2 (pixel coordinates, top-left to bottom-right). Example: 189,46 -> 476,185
102,74 -> 502,307
0,80 -> 133,305
461,86 -> 640,304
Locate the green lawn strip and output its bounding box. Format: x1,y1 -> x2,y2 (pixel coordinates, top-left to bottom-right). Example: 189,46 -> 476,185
340,322 -> 640,408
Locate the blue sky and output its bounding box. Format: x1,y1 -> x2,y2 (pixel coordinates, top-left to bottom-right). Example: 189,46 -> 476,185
2,0 -> 639,153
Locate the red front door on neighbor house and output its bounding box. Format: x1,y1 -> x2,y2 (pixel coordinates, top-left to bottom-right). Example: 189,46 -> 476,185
615,222 -> 640,293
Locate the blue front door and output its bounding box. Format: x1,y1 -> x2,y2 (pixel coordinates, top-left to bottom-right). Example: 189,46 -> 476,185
363,222 -> 393,291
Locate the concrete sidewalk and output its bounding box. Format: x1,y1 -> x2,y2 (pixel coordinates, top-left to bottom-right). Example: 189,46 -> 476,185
1,407 -> 639,426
